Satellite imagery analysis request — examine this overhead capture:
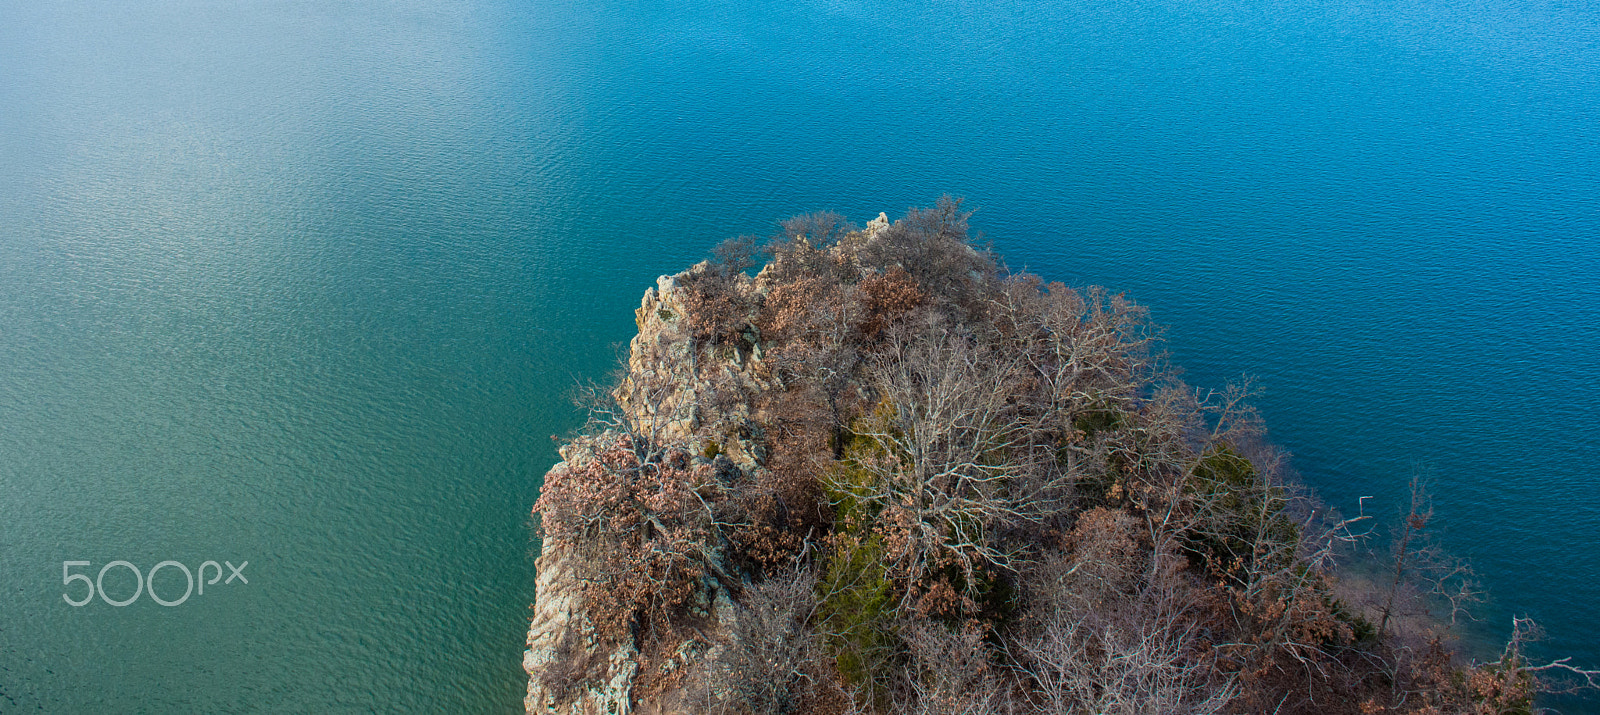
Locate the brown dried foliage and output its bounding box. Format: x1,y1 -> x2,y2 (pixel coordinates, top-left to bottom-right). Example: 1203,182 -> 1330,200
679,566 -> 843,715
678,270 -> 752,345
858,266 -> 925,338
533,433 -> 719,643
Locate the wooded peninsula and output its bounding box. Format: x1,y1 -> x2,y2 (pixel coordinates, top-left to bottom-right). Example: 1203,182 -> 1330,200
523,200 -> 1596,715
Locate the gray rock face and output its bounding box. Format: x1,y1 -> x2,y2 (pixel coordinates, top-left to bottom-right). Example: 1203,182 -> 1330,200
619,262 -> 778,468
523,263 -> 771,715
523,542 -> 641,715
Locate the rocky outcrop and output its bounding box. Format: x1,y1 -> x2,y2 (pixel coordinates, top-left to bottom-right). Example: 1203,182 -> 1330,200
523,539 -> 639,715
524,213 -> 908,714
524,263 -> 768,715
620,265 -> 777,468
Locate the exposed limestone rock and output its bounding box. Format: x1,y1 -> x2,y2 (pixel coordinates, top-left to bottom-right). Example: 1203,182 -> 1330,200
619,261 -> 776,468
866,211 -> 890,237
525,262 -> 775,715
523,539 -> 642,715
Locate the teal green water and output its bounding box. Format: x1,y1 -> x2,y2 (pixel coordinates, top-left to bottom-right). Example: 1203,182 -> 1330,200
2,0 -> 1596,711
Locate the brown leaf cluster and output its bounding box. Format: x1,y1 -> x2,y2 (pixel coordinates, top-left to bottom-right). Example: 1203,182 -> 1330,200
533,433 -> 716,642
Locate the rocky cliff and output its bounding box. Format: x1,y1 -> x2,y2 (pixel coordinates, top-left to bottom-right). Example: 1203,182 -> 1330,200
523,261 -> 773,715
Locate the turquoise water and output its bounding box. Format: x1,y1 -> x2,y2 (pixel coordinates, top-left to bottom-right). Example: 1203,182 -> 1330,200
1,0 -> 1595,711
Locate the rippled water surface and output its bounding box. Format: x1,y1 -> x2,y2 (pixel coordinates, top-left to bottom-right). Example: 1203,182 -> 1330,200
1,0 -> 1596,710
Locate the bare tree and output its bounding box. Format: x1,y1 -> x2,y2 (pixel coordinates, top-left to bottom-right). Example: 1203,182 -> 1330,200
687,565 -> 829,715
990,277 -> 1158,429
898,618 -> 1019,715
1018,538 -> 1236,715
763,211 -> 857,286
757,271 -> 863,408
592,338 -> 702,450
837,317 -> 1064,594
1377,474 -> 1482,640
1486,617 -> 1600,705
712,234 -> 760,276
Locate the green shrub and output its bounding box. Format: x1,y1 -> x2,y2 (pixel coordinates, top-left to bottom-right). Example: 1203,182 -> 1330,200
1186,445 -> 1300,578
817,533 -> 899,707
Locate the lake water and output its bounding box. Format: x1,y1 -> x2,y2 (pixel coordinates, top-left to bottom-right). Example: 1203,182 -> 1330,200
1,0 -> 1595,711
